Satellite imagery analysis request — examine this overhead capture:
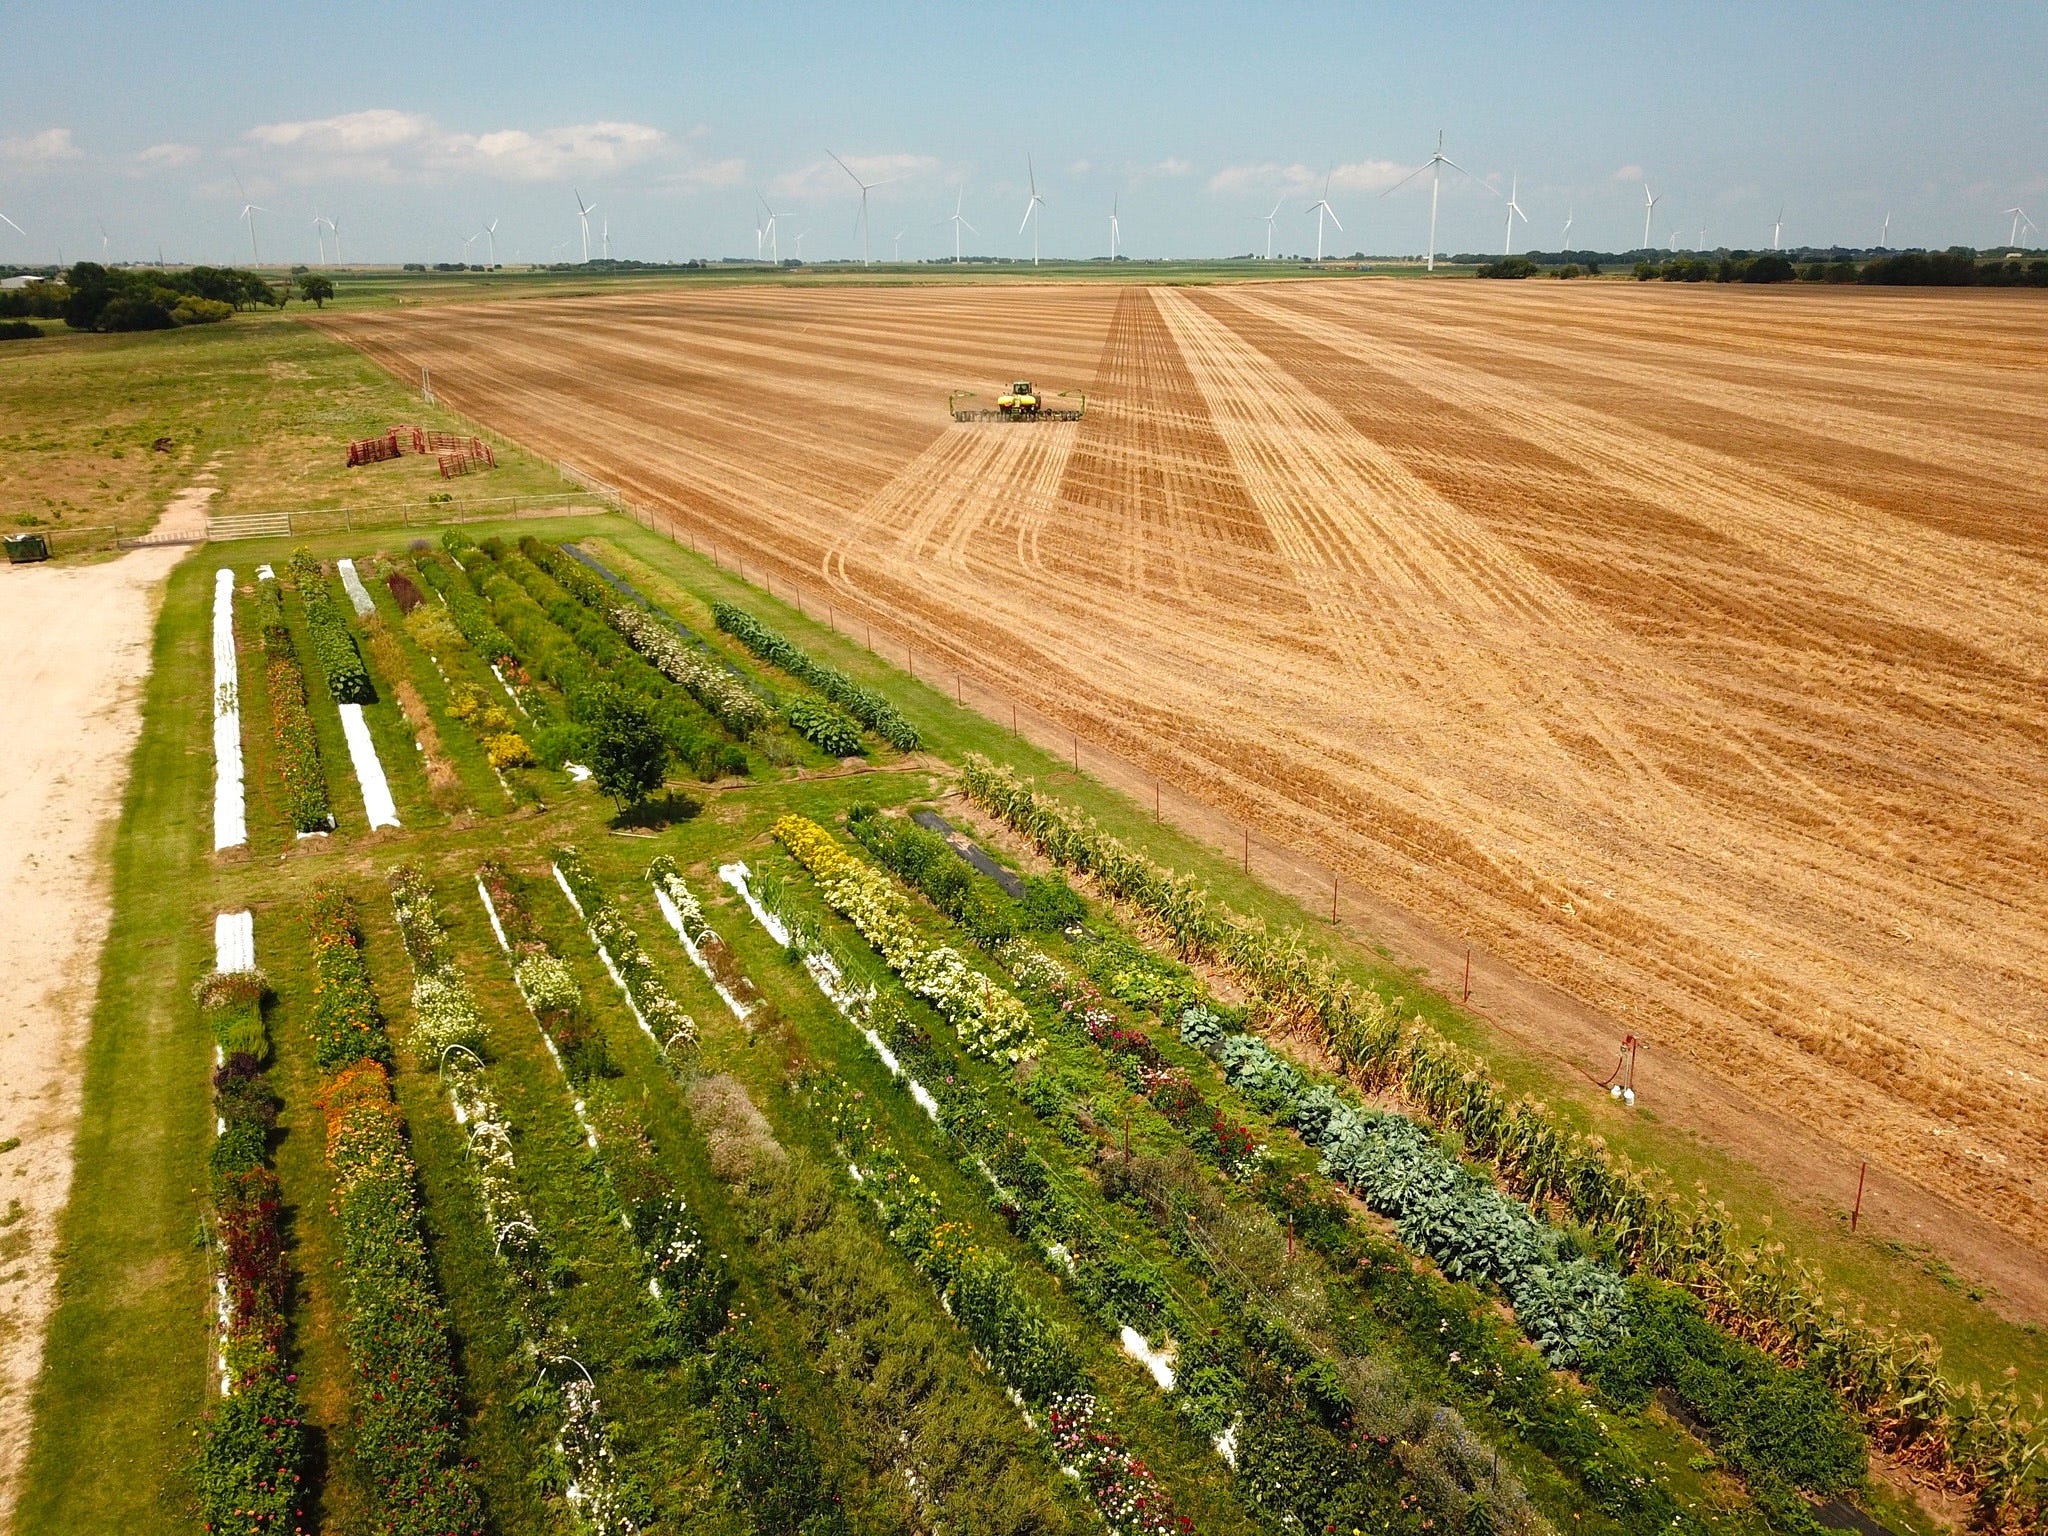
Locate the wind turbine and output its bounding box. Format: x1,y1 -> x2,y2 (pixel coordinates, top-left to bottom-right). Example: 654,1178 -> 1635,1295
829,151 -> 894,267
574,189 -> 598,262
1502,176 -> 1527,256
462,232 -> 480,262
601,216 -> 610,260
330,218 -> 343,266
939,187 -> 977,263
1262,194 -> 1284,259
893,228 -> 906,261
1382,131 -> 1493,271
484,218 -> 499,267
1772,206 -> 1783,251
793,229 -> 810,260
1306,169 -> 1342,261
313,215 -> 334,263
2005,206 -> 2030,246
97,219 -> 111,263
1562,204 -> 1574,249
236,178 -> 266,266
1018,156 -> 1046,265
1109,194 -> 1120,260
1879,210 -> 1891,250
1640,185 -> 1661,250
757,194 -> 779,263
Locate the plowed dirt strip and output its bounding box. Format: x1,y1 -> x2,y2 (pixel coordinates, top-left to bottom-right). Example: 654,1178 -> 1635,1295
1276,286 -> 2048,548
319,280 -> 2048,1281
1154,287 -> 2045,1239
1221,290 -> 2048,682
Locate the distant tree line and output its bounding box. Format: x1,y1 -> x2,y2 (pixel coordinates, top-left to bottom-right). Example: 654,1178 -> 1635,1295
0,263 -> 300,331
1630,250 -> 2047,286
1631,253 -> 1798,283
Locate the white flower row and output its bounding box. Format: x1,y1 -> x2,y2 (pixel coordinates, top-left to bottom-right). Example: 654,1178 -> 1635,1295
553,860 -> 698,1053
212,569 -> 247,850
608,603 -> 770,736
648,861 -> 756,1024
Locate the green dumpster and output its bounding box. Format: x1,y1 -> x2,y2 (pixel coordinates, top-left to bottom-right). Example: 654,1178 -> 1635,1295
4,534 -> 50,564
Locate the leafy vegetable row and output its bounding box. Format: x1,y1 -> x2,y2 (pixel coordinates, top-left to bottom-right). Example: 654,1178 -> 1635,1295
711,599 -> 921,750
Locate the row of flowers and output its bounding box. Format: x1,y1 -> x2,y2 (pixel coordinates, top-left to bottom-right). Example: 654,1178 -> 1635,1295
195,960 -> 308,1536
959,755 -> 2045,1525
773,815 -> 1038,1062
808,1075 -> 1189,1536
252,578 -> 333,835
854,808 -> 1675,1534
389,864 -> 488,1064
710,599 -> 921,751
304,888 -> 485,1536
286,549 -> 373,704
402,855 -> 833,1525
443,1048 -> 647,1534
523,540 -> 771,738
645,855 -> 760,1024
784,697 -> 864,757
477,860 -> 615,1085
551,846 -> 698,1054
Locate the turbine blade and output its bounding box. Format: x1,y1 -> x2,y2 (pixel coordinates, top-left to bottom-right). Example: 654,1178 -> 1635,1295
1381,160 -> 1434,196
1327,208 -> 1343,232
0,211 -> 25,235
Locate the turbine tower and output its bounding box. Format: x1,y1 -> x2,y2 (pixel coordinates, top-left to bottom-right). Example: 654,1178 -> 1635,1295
893,228 -> 906,261
575,189 -> 598,262
601,216 -> 610,260
313,215 -> 335,264
1306,169 -> 1342,261
757,194 -> 780,263
2005,206 -> 2031,246
1879,211 -> 1890,249
485,218 -> 499,266
1018,156 -> 1046,265
1562,204 -> 1574,248
1772,206 -> 1783,251
1262,194 -> 1284,259
940,187 -> 977,263
1502,175 -> 1527,256
830,151 -> 894,267
1641,185 -> 1661,250
1109,194 -> 1120,260
1382,131 -> 1491,272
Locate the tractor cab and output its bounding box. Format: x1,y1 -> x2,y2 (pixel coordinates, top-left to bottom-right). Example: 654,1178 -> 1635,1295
997,381 -> 1040,415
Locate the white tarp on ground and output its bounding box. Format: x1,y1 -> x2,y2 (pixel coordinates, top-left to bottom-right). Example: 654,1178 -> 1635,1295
212,569 -> 247,850
336,557 -> 376,617
338,703 -> 400,829
214,910 -> 255,974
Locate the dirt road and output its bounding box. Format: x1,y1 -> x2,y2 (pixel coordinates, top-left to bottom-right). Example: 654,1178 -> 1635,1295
0,486 -> 207,1526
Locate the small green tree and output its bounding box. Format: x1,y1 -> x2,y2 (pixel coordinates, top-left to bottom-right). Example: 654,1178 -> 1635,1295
582,685 -> 669,809
298,273 -> 335,308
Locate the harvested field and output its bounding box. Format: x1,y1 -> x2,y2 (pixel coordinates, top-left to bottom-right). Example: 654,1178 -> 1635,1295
315,280 -> 2048,1272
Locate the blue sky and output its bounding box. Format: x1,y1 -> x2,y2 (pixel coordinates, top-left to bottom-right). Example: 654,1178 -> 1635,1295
2,1 -> 2043,265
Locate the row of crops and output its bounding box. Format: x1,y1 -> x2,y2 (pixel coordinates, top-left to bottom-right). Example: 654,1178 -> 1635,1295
179,526 -> 2027,1536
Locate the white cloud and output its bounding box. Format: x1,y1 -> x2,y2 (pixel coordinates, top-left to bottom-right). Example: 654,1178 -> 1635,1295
770,153 -> 938,201
1209,158 -> 1411,197
135,143 -> 202,170
1612,164 -> 1645,183
0,128 -> 84,168
244,109 -> 671,183
1150,157 -> 1192,178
